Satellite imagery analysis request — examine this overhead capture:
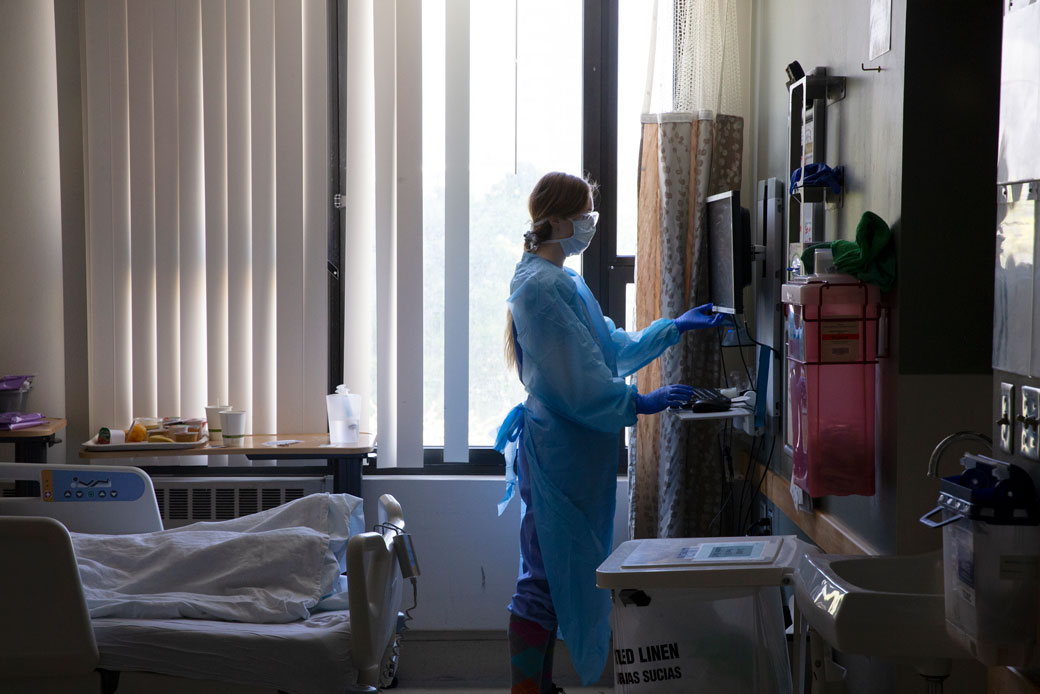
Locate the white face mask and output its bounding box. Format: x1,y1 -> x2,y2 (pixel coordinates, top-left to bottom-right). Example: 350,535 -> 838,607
542,211 -> 599,257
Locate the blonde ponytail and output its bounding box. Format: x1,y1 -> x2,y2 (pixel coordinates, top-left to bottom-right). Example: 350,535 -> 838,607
504,309 -> 519,375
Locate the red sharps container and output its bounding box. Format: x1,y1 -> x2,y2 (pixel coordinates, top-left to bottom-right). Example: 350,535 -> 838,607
782,272 -> 880,497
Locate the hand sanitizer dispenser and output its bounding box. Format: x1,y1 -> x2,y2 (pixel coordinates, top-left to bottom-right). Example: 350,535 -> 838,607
920,454 -> 1040,666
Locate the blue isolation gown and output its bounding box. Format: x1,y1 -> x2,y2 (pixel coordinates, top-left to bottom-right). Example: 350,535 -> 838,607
495,252 -> 679,685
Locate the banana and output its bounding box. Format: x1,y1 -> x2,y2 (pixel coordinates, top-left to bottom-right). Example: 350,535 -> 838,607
148,434 -> 175,443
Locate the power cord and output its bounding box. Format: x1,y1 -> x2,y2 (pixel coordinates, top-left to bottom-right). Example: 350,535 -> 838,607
741,317 -> 772,351
743,433 -> 777,535
373,521 -> 403,535
404,577 -> 418,629
709,425 -> 735,534
715,324 -> 730,388
735,428 -> 761,535
727,316 -> 755,393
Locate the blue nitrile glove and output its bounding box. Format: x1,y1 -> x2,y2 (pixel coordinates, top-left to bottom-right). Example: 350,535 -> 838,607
791,163 -> 843,195
674,303 -> 726,332
635,384 -> 695,414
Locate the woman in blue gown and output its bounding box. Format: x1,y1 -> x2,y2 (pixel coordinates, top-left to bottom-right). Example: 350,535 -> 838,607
495,172 -> 723,692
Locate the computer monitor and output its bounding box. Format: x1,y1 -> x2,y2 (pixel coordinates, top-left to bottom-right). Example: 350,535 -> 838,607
706,189 -> 752,314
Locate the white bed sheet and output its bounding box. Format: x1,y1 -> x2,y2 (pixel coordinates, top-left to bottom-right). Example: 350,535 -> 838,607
92,610 -> 357,694
72,493 -> 364,623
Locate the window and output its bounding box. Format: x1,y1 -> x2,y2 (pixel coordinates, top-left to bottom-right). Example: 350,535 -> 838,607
422,1 -> 584,453
616,0 -> 655,258
338,0 -> 637,468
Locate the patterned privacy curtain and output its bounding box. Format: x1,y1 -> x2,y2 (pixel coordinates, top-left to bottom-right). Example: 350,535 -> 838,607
628,0 -> 746,538
629,112 -> 743,538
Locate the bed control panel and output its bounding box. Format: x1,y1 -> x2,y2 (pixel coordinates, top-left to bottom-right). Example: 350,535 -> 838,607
42,468 -> 146,503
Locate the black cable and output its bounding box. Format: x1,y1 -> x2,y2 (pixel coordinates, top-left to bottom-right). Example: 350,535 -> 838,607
723,314 -> 757,391
726,419 -> 742,534
756,434 -> 778,509
744,433 -> 777,534
715,325 -> 730,388
717,427 -> 729,490
741,317 -> 772,351
735,430 -> 760,535
403,576 -> 418,628
742,441 -> 764,534
709,489 -> 733,534
374,521 -> 403,535
734,326 -> 755,393
710,426 -> 733,534
714,320 -> 740,536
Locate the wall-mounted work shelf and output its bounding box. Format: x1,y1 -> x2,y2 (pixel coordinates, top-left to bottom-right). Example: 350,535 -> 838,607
669,406 -> 753,421
792,165 -> 845,208
669,405 -> 757,435
786,69 -> 847,246
670,405 -> 759,436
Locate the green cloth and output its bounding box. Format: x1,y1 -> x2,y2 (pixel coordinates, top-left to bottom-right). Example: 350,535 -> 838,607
800,211 -> 896,291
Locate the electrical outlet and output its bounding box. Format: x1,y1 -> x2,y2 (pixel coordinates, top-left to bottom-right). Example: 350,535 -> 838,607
1000,382 -> 1016,453
1019,386 -> 1040,461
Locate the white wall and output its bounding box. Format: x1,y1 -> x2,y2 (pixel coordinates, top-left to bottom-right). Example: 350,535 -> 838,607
0,0 -> 67,462
750,0 -> 908,556
750,2 -> 993,691
361,475 -> 630,631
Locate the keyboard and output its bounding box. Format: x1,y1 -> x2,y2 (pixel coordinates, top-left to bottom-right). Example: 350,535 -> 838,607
677,387 -> 732,413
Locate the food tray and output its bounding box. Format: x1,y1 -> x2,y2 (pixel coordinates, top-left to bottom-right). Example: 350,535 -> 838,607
81,435 -> 209,452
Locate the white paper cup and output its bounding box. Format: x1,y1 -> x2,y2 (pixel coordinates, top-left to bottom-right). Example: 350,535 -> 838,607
205,405 -> 231,443
219,410 -> 247,448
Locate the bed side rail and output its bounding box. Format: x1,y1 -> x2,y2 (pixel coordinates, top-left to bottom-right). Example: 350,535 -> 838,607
0,516 -> 99,678
347,493 -> 406,687
377,493 -> 404,532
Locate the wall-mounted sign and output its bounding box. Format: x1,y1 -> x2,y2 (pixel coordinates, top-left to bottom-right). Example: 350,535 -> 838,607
869,0 -> 892,61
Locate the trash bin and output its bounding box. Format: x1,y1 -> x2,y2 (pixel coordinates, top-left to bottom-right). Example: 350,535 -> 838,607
0,375 -> 33,413
597,535 -> 816,694
919,453 -> 1040,666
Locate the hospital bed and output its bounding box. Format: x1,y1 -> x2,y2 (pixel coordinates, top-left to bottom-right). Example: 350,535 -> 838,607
0,463 -> 408,693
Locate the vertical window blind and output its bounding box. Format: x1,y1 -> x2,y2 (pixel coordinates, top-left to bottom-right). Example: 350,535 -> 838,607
442,0 -> 470,463
344,0 -> 583,466
343,0 -> 425,467
82,0 -> 328,435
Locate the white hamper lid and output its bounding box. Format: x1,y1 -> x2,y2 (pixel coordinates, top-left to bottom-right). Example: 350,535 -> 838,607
597,535 -> 818,589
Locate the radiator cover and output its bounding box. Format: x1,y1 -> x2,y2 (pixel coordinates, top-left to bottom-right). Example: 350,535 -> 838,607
151,475 -> 331,528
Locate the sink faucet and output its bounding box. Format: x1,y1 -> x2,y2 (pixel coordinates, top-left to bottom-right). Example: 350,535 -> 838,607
926,431 -> 992,478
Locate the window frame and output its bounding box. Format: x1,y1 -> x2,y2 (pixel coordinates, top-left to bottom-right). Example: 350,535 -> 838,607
329,0 -> 345,397
333,0 -> 626,473
582,0 -> 632,475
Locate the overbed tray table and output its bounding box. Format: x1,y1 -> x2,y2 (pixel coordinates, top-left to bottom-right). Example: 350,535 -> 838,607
79,433 -> 374,497
0,417 -> 67,463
